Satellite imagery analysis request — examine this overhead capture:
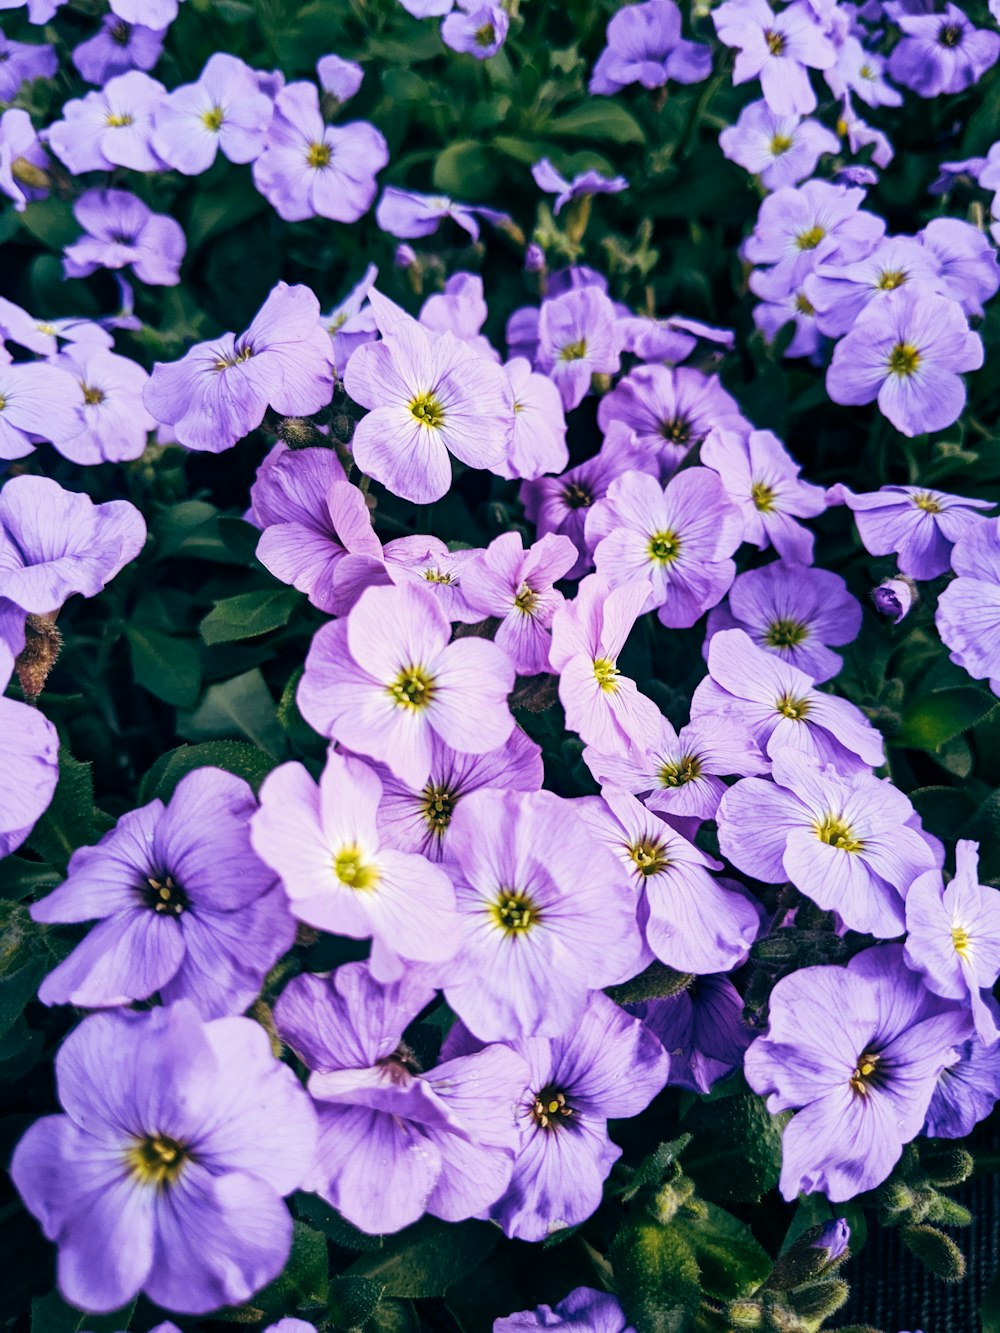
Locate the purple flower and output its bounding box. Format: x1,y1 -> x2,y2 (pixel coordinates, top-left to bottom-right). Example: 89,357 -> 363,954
0,360 -> 80,461
589,0 -> 711,95
110,0 -> 183,24
152,53 -> 273,175
381,534 -> 483,623
888,3 -> 1000,97
369,728 -> 544,862
744,180 -> 884,293
48,343 -> 155,465
837,92 -> 894,169
720,99 -> 839,190
597,364 -> 749,476
0,477 -> 145,662
0,107 -> 50,212
298,582 -> 515,788
630,975 -> 752,1095
376,186 -> 502,241
521,426 -> 658,578
316,52 -> 363,101
252,749 -> 461,978
252,82 -> 387,223
752,285 -> 824,360
461,532 -> 576,674
531,158 -> 628,215
702,427 -> 826,564
32,767 -> 295,1016
0,648 -> 59,858
919,217 -> 1000,319
72,16 -> 165,85
746,945 -> 967,1200
825,34 -> 903,107
694,629 -> 884,772
705,561 -> 862,683
617,313 -> 735,365
936,518 -> 1000,695
579,790 -> 760,973
536,287 -> 622,411
343,311 -> 513,502
826,288 -> 984,437
873,576 -> 914,623
587,467 -> 743,628
63,189 -> 185,288
442,4 -> 509,57
323,263 -> 378,374
440,789 -> 644,1040
0,33 -> 56,101
924,1033 -> 1000,1139
419,272 -> 498,360
585,711 -> 767,823
144,281 -> 334,452
46,71 -> 166,175
496,1287 -> 635,1333
549,575 -> 662,756
487,993 -> 668,1240
713,0 -> 837,115
830,482 -> 993,580
274,964 -> 527,1234
803,235 -> 939,339
905,841 -> 1000,1045
496,357 -> 569,481
719,748 -> 937,936
10,1002 -> 317,1313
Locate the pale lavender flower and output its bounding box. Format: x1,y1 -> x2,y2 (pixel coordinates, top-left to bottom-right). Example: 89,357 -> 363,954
692,628 -> 884,772
584,711 -> 767,823
579,790 -> 760,973
496,1288 -> 635,1333
32,767 -> 295,1017
919,217 -> 1000,319
382,534 -> 483,624
110,0 -> 183,24
0,361 -> 80,460
440,789 -> 644,1040
589,0 -> 712,95
442,4 -> 509,57
838,93 -> 894,169
63,189 -> 185,287
496,357 -> 569,481
316,53 -> 363,101
549,575 -> 662,755
297,582 -> 516,788
720,99 -> 839,190
713,0 -> 837,115
719,749 -> 937,936
376,186 -> 500,241
616,313 -> 735,364
825,33 -> 902,106
702,428 -> 826,564
144,282 -> 334,452
46,70 -> 166,175
531,158 -> 628,215
936,518 -> 1000,696
252,82 -> 387,223
804,235 -> 940,338
826,288 -> 984,437
323,263 -> 378,374
420,272 -> 498,360
49,343 -> 155,465
0,649 -> 59,858
251,750 -> 461,979
873,577 -> 914,623
0,298 -> 114,357
630,975 -> 752,1095
924,1032 -> 1000,1139
744,180 -> 885,293
72,16 -> 165,85
10,1002 -> 317,1314
888,4 -> 1000,97
0,33 -> 56,101
152,53 -> 273,175
0,107 -> 49,212
536,286 -> 622,411
462,532 -> 577,674
705,561 -> 863,683
753,284 -> 824,359
829,482 -> 993,580
587,467 -> 743,627
905,841 -> 1000,1045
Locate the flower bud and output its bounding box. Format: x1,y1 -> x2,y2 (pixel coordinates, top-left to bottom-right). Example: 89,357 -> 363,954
768,1219 -> 850,1290
901,1223 -> 966,1282
872,576 -> 915,623
788,1277 -> 849,1319
921,1145 -> 974,1188
395,243 -> 418,269
525,242 -> 546,273
15,613 -> 63,704
728,1299 -> 764,1328
12,157 -> 51,190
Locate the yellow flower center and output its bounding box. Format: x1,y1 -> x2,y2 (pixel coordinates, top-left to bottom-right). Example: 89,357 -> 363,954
105,112 -> 134,128
559,339 -> 588,362
201,105 -> 225,131
648,530 -> 682,564
490,889 -> 540,934
421,783 -> 455,834
628,838 -> 670,876
751,481 -> 777,512
796,225 -> 826,251
887,343 -> 921,378
952,925 -> 971,959
127,1134 -> 189,1188
593,657 -> 620,692
334,846 -> 380,891
563,482 -> 592,509
814,814 -> 864,852
849,1052 -> 880,1096
912,491 -> 942,513
876,269 -> 907,291
765,29 -> 785,55
659,415 -> 690,444
770,133 -> 794,156
409,391 -> 445,429
658,754 -> 702,787
307,141 -> 332,169
794,291 -> 815,315
388,665 -> 436,710
776,693 -> 811,720
938,23 -> 962,46
474,21 -> 496,46
531,1085 -> 573,1130
765,618 -> 808,648
82,384 -> 105,406
514,583 -> 539,614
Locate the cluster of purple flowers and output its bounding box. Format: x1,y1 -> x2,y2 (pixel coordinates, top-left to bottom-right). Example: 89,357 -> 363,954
3,0 -> 1000,1324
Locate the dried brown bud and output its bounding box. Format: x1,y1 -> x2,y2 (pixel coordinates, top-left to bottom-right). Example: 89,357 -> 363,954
15,613 -> 63,703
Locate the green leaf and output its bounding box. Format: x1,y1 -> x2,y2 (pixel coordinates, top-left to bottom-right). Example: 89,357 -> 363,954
432,141 -> 498,199
220,1222 -> 328,1321
24,750 -> 96,870
909,785 -> 978,841
201,588 -> 301,645
31,1292 -> 136,1333
545,101 -> 645,144
896,687 -> 997,751
673,1203 -> 772,1301
682,1094 -> 786,1204
0,954 -> 47,1040
619,1136 -> 693,1204
962,790 -> 1000,881
185,171 -> 270,251
138,741 -> 279,804
294,1192 -> 384,1251
327,1276 -> 386,1330
178,669 -> 286,758
126,626 -> 202,707
345,1218 -> 498,1298
611,1221 -> 700,1333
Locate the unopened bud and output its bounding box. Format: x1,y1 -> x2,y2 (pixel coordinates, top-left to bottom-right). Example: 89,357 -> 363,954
921,1145 -> 974,1188
788,1277 -> 849,1319
12,157 -> 51,190
901,1224 -> 966,1282
395,243 -> 418,269
768,1219 -> 850,1290
651,1173 -> 696,1223
872,575 -> 915,623
727,1300 -> 764,1328
878,1179 -> 915,1216
15,613 -> 62,703
525,242 -> 546,273
278,416 -> 322,449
